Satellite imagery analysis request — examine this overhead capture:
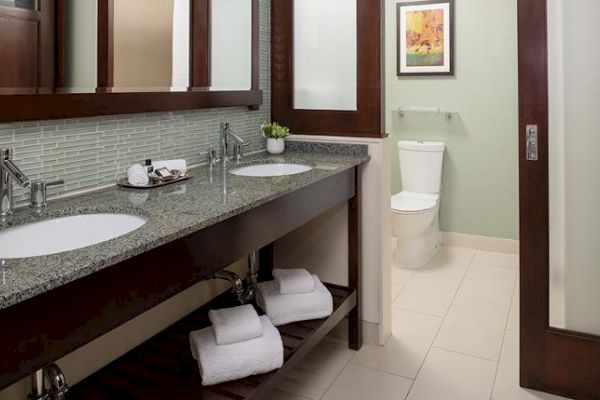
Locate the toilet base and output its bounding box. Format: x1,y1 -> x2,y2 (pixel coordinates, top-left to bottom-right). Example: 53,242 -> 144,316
392,213 -> 441,268
393,240 -> 440,269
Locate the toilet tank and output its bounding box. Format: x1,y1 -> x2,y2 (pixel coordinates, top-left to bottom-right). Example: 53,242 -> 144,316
398,141 -> 446,194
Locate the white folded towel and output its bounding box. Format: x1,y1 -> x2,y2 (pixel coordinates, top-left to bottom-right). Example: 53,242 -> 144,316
152,159 -> 187,174
273,268 -> 315,295
189,315 -> 283,386
257,275 -> 333,326
208,304 -> 263,345
127,164 -> 149,187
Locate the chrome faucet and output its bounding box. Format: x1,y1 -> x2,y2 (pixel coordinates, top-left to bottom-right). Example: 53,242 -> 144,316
217,122 -> 247,164
1,149 -> 31,219
212,252 -> 259,305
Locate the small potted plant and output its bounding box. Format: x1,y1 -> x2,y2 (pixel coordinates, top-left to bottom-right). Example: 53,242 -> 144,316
261,122 -> 291,155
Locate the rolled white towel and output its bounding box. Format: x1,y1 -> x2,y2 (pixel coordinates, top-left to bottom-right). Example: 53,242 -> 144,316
152,159 -> 187,174
189,315 -> 283,386
273,268 -> 315,295
257,275 -> 333,326
208,304 -> 262,345
127,164 -> 149,187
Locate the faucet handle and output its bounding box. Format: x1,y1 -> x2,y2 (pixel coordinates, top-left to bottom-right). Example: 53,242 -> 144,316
30,179 -> 65,210
207,149 -> 219,165
1,148 -> 11,161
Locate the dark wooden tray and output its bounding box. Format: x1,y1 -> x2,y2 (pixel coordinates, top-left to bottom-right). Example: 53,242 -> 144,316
117,175 -> 192,189
68,284 -> 356,400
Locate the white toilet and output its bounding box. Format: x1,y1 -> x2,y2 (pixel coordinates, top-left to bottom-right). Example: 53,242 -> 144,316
392,140 -> 446,268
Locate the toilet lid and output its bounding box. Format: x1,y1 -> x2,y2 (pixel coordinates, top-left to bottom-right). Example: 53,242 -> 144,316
391,192 -> 438,213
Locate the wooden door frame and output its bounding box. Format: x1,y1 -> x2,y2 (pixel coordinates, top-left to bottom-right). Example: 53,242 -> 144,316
519,1 -> 600,399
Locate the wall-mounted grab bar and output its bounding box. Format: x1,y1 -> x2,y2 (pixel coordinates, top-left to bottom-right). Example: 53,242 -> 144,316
398,106 -> 457,121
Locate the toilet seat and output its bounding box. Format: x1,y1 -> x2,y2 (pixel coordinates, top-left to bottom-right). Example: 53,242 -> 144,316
391,192 -> 438,215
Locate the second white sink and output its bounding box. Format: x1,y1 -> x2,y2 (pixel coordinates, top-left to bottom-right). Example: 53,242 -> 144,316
229,163 -> 313,177
0,214 -> 147,259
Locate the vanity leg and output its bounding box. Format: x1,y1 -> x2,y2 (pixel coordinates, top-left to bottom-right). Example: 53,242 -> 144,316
258,243 -> 275,282
349,167 -> 363,350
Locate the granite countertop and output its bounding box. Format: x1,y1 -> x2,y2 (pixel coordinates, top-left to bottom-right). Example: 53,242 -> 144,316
0,143 -> 369,311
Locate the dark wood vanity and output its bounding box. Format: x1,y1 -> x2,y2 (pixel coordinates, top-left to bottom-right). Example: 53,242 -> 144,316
0,165 -> 363,399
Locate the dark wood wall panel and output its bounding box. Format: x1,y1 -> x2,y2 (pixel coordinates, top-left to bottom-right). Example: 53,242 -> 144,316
0,7 -> 39,93
37,0 -> 56,91
0,0 -> 56,94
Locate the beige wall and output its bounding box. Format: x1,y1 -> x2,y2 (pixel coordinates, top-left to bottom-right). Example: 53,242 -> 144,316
0,260 -> 247,399
113,0 -> 174,89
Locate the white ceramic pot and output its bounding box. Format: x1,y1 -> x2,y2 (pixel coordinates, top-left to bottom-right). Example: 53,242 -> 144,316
266,138 -> 285,155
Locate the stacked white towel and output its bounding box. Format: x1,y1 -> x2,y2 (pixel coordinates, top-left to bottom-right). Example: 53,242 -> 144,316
189,315 -> 283,386
127,164 -> 149,187
273,268 -> 315,295
257,275 -> 333,326
152,159 -> 187,174
208,305 -> 263,345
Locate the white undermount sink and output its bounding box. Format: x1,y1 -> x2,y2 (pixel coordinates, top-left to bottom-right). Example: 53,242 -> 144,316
229,163 -> 313,177
0,214 -> 147,259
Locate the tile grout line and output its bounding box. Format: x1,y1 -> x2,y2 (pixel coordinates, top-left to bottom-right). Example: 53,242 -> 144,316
348,363 -> 416,381
488,269 -> 520,400
443,295 -> 514,309
317,347 -> 357,400
391,277 -> 412,304
403,248 -> 478,399
429,346 -> 504,364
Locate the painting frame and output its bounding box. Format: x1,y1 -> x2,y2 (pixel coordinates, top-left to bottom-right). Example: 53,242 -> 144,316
397,0 -> 454,76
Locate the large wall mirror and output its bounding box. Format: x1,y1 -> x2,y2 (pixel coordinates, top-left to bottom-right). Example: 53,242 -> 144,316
0,0 -> 260,121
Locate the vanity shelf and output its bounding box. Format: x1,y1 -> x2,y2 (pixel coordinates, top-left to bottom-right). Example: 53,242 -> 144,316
68,283 -> 356,400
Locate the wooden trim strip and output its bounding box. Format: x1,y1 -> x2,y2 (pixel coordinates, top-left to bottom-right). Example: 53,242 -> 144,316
0,90 -> 263,123
190,0 -> 210,88
97,0 -> 114,90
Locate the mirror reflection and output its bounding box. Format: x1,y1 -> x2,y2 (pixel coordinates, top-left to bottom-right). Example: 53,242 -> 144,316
0,0 -> 253,94
210,0 -> 252,91
0,0 -> 36,9
111,0 -> 190,92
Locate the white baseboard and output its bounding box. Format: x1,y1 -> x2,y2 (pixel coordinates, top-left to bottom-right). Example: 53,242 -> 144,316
329,318 -> 383,346
442,232 -> 519,254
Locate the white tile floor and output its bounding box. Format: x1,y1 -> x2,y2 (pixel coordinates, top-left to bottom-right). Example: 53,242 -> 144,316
263,246 -> 573,400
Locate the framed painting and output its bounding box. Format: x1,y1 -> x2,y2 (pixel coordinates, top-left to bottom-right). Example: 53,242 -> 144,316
397,0 -> 454,76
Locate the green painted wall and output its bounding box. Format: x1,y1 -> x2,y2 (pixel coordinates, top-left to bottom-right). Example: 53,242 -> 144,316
385,0 -> 519,240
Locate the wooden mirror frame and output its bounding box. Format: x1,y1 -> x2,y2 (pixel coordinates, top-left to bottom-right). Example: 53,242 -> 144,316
271,0 -> 384,138
0,0 -> 261,123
